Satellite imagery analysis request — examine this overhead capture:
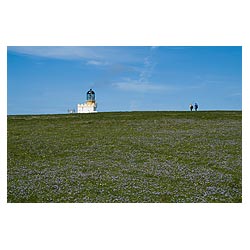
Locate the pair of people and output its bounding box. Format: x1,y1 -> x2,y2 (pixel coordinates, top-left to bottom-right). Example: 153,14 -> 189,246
189,103 -> 198,111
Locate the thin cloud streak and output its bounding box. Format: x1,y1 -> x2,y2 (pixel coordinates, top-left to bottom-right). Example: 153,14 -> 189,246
113,81 -> 168,92
228,92 -> 242,97
112,78 -> 207,93
150,46 -> 159,50
86,60 -> 109,66
112,79 -> 179,92
7,46 -> 146,64
139,56 -> 156,83
8,46 -> 100,60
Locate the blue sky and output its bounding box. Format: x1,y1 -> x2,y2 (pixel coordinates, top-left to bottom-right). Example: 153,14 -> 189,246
7,46 -> 242,114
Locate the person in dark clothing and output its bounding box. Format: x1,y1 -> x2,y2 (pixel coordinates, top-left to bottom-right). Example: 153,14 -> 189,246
194,103 -> 198,111
189,104 -> 193,111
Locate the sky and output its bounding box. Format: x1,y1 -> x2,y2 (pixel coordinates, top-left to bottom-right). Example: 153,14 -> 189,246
7,46 -> 242,114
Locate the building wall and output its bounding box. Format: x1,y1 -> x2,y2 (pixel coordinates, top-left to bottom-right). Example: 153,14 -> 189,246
77,103 -> 97,113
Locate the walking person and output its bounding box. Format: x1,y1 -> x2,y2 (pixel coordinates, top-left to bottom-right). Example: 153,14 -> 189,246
194,103 -> 198,111
189,104 -> 193,111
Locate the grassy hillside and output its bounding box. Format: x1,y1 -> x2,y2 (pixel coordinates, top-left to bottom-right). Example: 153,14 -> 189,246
7,111 -> 242,202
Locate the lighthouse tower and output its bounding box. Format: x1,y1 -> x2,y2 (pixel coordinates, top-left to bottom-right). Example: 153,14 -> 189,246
77,89 -> 97,113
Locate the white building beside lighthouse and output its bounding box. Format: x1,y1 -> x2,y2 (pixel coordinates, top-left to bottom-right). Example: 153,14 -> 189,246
77,89 -> 97,113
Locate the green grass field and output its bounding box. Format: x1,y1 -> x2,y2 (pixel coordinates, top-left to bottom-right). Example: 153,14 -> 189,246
7,111 -> 242,203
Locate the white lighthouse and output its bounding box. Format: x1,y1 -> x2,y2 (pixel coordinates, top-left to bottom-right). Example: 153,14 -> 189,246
77,89 -> 97,113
